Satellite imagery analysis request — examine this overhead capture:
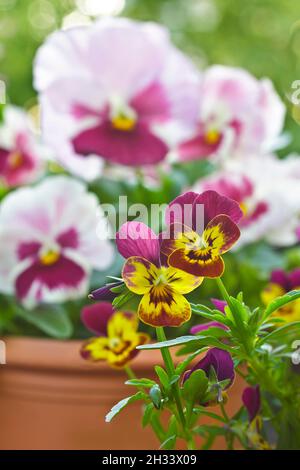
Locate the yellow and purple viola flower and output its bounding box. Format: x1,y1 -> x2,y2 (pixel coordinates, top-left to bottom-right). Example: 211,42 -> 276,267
0,106 -> 45,188
178,65 -> 285,163
183,348 -> 235,405
261,269 -> 300,322
34,18 -> 200,180
161,190 -> 242,278
80,301 -> 149,368
117,221 -> 203,327
0,176 -> 114,307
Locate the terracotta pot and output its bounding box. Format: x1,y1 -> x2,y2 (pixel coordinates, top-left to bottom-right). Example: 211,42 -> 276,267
0,337 -> 245,450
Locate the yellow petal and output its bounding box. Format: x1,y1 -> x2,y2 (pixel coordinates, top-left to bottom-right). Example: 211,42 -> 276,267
138,286 -> 191,327
165,266 -> 203,294
122,256 -> 159,294
81,337 -> 110,362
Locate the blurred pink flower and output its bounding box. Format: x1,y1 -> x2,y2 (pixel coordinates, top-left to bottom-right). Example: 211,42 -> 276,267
178,65 -> 285,162
34,18 -> 200,180
0,106 -> 45,188
0,176 -> 114,307
194,155 -> 300,247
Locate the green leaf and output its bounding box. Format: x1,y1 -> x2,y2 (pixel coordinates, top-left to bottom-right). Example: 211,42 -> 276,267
138,335 -> 198,349
15,304 -> 73,339
154,366 -> 170,390
191,303 -> 230,325
125,378 -> 156,388
142,403 -> 155,428
258,321 -> 300,345
105,391 -> 146,423
193,407 -> 226,423
263,290 -> 300,320
149,384 -> 162,409
169,374 -> 180,386
160,415 -> 177,450
182,369 -> 209,405
160,434 -> 177,450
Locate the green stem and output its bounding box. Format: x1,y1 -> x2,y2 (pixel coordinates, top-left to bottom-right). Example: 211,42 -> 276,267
156,327 -> 195,449
124,366 -> 165,443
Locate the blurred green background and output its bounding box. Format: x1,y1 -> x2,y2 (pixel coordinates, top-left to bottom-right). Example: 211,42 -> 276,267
1,0 -> 300,153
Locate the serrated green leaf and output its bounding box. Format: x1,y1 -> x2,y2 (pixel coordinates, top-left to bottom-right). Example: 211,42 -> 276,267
15,304 -> 73,339
263,290 -> 300,321
105,391 -> 146,423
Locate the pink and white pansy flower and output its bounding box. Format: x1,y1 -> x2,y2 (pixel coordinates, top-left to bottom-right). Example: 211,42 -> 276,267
194,155 -> 300,247
0,176 -> 114,307
34,18 -> 200,180
0,105 -> 45,188
178,65 -> 285,162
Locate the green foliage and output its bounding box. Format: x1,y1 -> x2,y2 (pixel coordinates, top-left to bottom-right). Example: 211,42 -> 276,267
105,391 -> 147,423
15,304 -> 73,339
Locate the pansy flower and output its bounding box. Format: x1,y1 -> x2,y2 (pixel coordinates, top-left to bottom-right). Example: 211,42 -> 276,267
0,106 -> 45,187
261,269 -> 300,322
161,190 -> 242,278
80,302 -> 149,368
117,221 -> 203,327
178,65 -> 285,162
34,18 -> 200,180
183,348 -> 235,405
242,385 -> 270,450
0,176 -> 114,306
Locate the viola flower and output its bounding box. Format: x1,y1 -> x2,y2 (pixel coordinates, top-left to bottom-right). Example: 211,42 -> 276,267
34,18 -> 200,180
261,269 -> 300,322
161,190 -> 242,278
0,106 -> 45,188
183,348 -> 235,405
0,176 -> 114,307
178,65 -> 285,162
194,155 -> 300,247
80,302 -> 149,368
117,221 -> 203,327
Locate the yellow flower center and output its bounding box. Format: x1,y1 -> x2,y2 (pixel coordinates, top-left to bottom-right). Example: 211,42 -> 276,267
8,151 -> 23,169
40,249 -> 60,266
204,129 -> 220,145
239,201 -> 248,216
111,114 -> 136,131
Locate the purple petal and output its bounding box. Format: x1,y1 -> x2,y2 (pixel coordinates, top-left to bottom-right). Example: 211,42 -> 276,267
72,120 -> 168,166
17,242 -> 41,261
288,269 -> 300,290
178,132 -> 222,161
242,385 -> 261,422
89,281 -> 122,301
15,255 -> 86,301
190,321 -> 228,334
56,228 -> 79,249
211,298 -> 227,313
165,191 -> 199,228
188,348 -> 235,388
194,190 -> 243,228
81,301 -> 114,336
131,81 -> 170,124
116,222 -> 160,265
270,269 -> 289,290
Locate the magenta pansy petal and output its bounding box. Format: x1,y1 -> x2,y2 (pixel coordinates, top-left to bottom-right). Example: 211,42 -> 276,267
288,269 -> 300,289
270,269 -> 289,290
195,190 -> 243,227
15,255 -> 86,302
211,298 -> 227,313
56,228 -> 79,249
72,121 -> 168,166
17,242 -> 41,261
131,82 -> 170,124
165,191 -> 199,228
179,133 -> 222,161
116,222 -> 160,265
242,385 -> 261,422
190,321 -> 228,335
81,302 -> 114,336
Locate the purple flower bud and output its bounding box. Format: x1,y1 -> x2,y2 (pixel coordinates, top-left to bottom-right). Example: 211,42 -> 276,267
89,281 -> 123,301
242,385 -> 261,422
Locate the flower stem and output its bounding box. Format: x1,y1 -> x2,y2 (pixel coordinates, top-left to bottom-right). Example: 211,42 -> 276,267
156,327 -> 195,449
